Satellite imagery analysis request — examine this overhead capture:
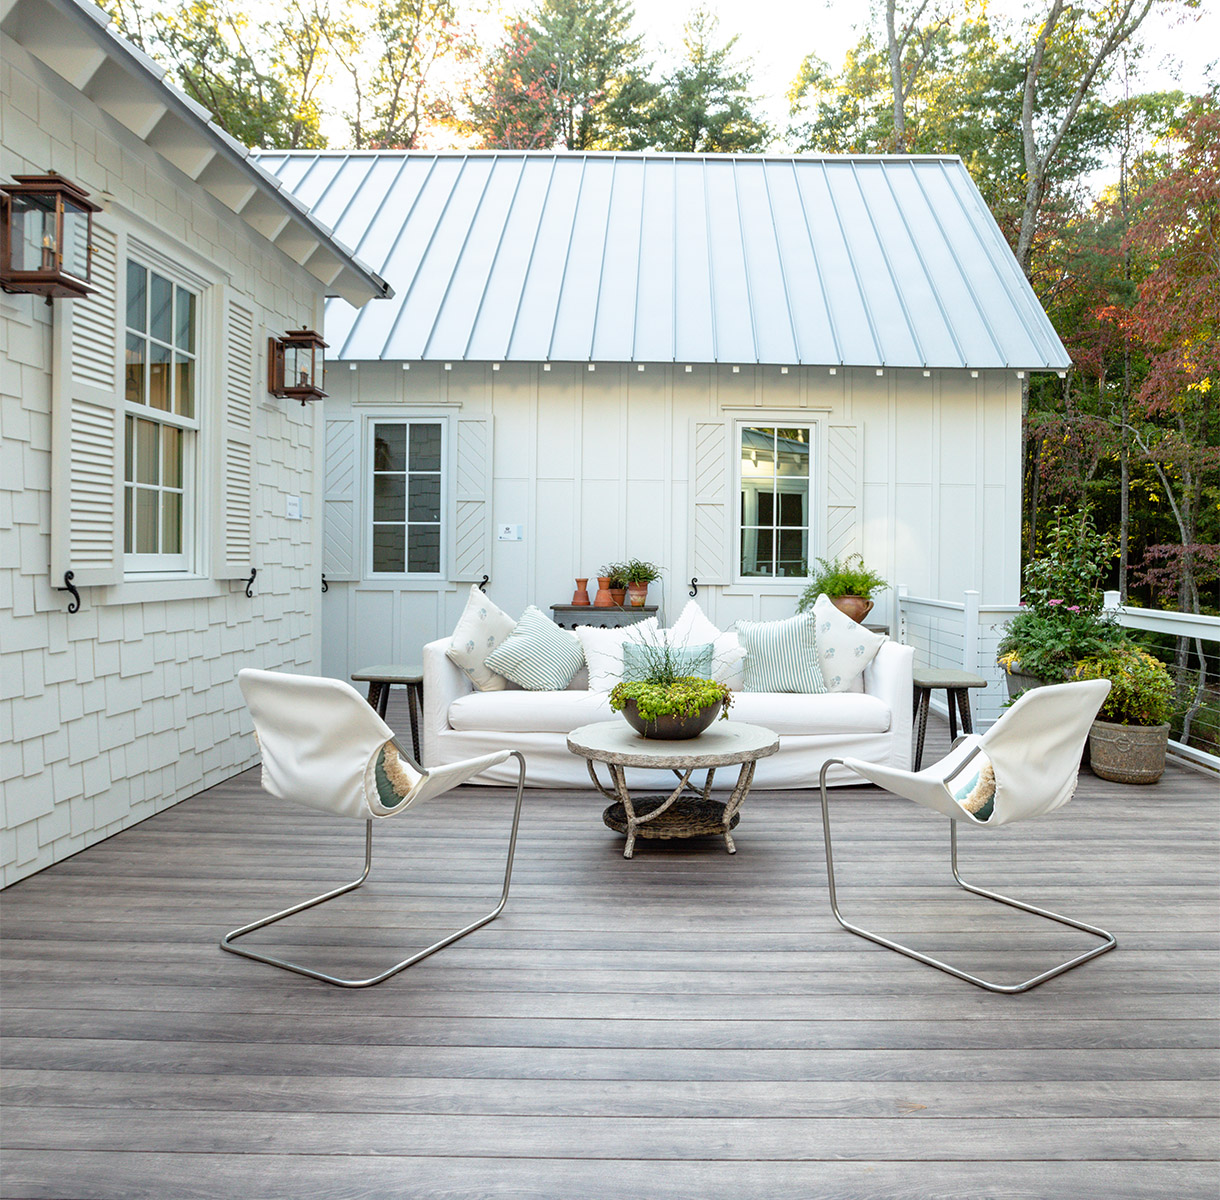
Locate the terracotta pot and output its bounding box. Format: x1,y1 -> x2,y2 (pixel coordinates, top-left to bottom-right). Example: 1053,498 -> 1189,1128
626,582 -> 649,608
610,587 -> 627,607
621,698 -> 723,740
592,576 -> 614,607
1088,719 -> 1170,784
830,595 -> 874,623
572,578 -> 590,606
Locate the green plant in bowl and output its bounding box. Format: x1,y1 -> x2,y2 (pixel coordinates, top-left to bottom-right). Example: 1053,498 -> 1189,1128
608,636 -> 732,739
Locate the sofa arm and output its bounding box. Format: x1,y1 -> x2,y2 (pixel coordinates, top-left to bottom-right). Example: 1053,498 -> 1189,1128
422,638 -> 472,766
863,640 -> 915,770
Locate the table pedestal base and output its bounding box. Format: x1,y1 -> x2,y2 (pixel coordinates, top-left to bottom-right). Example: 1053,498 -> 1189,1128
603,797 -> 741,853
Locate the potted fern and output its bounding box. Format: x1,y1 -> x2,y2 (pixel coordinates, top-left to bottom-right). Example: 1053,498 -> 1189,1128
797,554 -> 888,623
621,558 -> 661,607
1075,645 -> 1174,784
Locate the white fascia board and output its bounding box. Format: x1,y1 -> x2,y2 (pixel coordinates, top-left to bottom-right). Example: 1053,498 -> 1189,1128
13,0 -> 391,305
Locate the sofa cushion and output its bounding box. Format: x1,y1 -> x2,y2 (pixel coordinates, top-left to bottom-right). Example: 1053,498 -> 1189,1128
449,689 -> 615,733
730,691 -> 891,736
812,593 -> 887,693
668,600 -> 747,688
736,613 -> 827,694
448,688 -> 889,737
445,585 -> 518,692
484,606 -> 584,691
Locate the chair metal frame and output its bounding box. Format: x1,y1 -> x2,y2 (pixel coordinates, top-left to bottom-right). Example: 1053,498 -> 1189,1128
221,748 -> 526,988
818,750 -> 1116,994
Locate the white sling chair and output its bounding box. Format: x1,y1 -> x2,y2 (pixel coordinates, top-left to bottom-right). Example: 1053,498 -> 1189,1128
222,668 -> 526,988
818,678 -> 1115,993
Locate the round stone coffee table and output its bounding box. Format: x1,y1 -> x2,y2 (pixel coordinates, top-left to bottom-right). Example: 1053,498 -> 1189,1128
566,721 -> 780,858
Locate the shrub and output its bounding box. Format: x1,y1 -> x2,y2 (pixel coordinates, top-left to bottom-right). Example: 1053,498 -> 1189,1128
1075,645 -> 1174,727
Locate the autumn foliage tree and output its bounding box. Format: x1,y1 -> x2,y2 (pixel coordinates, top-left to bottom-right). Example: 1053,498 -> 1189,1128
462,22 -> 556,149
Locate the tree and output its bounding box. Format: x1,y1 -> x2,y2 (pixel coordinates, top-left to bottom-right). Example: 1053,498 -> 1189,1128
1013,0 -> 1189,279
884,0 -> 953,151
461,21 -> 557,149
327,0 -> 471,149
522,0 -> 658,150
1121,96 -> 1220,614
104,0 -> 332,149
648,7 -> 770,153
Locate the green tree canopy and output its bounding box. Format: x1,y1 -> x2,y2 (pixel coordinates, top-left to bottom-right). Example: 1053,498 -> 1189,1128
649,7 -> 770,153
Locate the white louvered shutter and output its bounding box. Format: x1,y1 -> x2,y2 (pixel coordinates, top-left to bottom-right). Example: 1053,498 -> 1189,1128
688,419 -> 733,585
322,416 -> 359,581
214,293 -> 255,578
826,423 -> 861,560
49,222 -> 124,587
452,416 -> 493,581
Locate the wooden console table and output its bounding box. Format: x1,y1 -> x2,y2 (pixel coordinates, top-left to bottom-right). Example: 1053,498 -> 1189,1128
549,604 -> 657,631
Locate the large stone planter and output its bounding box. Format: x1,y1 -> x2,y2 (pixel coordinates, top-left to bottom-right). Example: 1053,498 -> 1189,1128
1088,720 -> 1170,784
1003,669 -> 1051,700
621,698 -> 723,740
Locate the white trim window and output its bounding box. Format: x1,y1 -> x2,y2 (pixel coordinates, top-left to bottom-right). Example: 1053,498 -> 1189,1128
368,419 -> 445,576
123,258 -> 200,572
737,423 -> 815,579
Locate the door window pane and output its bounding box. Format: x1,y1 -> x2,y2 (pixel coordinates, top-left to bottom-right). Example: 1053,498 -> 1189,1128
126,263 -> 146,331
410,423 -> 442,472
408,528 -> 440,573
372,526 -> 405,573
373,474 -> 405,522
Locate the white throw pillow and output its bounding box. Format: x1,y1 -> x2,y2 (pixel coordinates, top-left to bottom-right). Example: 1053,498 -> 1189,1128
668,599 -> 747,689
445,585 -> 518,692
812,593 -> 887,693
574,618 -> 659,692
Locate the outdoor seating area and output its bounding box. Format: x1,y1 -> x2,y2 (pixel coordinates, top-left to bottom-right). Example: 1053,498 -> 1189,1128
1,699 -> 1216,1197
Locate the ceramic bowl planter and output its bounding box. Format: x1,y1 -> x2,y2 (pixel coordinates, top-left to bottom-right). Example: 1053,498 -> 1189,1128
626,582 -> 649,607
1088,720 -> 1170,784
620,697 -> 723,740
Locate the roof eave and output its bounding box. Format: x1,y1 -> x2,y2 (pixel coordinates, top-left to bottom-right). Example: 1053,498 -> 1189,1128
2,0 -> 392,306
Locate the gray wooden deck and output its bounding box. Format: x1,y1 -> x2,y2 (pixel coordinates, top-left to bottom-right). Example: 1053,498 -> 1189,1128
2,710 -> 1218,1200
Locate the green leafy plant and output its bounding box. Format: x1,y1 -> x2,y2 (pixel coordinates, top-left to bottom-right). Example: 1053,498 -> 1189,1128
610,677 -> 732,722
797,554 -> 888,611
621,558 -> 661,585
998,505 -> 1122,681
607,635 -> 732,721
1075,645 -> 1174,727
997,609 -> 1124,682
599,561 -> 628,588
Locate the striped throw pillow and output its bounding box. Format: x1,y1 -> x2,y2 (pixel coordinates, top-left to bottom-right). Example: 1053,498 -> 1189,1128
736,613 -> 827,694
484,605 -> 585,691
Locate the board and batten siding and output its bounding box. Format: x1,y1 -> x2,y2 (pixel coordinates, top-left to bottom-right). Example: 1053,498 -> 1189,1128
317,361 -> 1021,683
1,34 -> 331,886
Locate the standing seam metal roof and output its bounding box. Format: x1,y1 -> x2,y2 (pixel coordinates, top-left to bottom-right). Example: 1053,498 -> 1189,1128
253,150 -> 1070,370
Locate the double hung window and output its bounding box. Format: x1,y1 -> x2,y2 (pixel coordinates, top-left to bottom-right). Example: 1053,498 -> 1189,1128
738,424 -> 813,579
123,260 -> 198,571
369,420 -> 444,576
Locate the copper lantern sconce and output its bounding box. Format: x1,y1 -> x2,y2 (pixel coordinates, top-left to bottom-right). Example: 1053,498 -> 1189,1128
0,174 -> 101,300
268,329 -> 328,403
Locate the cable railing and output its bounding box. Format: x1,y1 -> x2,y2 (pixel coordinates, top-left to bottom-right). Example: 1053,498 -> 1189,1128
897,586 -> 1219,771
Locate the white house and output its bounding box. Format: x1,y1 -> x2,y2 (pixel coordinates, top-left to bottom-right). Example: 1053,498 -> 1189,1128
255,150 -> 1069,683
0,0 -> 388,885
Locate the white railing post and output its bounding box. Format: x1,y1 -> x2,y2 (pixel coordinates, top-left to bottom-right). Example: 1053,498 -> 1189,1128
897,584 -> 909,644
963,589 -> 980,673
1104,589 -> 1120,612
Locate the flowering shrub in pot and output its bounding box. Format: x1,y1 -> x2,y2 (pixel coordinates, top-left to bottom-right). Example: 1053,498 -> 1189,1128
1075,645 -> 1174,784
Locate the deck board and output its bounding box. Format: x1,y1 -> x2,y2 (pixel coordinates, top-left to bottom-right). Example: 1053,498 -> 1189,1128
2,712 -> 1218,1199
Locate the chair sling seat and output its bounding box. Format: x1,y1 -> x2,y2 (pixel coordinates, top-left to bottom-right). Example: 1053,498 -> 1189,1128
221,668 -> 526,988
819,678 -> 1116,993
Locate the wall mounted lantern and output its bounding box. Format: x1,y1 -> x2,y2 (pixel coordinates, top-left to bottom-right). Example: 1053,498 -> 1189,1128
268,329 -> 328,403
0,174 -> 101,300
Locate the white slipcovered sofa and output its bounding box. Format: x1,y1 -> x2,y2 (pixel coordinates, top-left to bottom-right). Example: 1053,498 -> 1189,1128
422,636 -> 914,789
